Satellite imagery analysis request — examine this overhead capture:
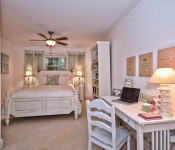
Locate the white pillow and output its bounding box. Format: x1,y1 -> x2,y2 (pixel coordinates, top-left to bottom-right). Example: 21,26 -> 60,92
59,75 -> 70,85
38,75 -> 47,85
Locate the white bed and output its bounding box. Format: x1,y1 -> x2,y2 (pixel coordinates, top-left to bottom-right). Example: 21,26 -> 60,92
4,71 -> 82,126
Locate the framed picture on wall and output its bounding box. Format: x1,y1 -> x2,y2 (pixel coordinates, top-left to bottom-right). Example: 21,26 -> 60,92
126,56 -> 136,76
1,52 -> 9,74
158,46 -> 175,70
139,52 -> 153,76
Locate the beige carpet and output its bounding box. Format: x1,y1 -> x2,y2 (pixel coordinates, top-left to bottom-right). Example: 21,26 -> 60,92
2,101 -> 136,150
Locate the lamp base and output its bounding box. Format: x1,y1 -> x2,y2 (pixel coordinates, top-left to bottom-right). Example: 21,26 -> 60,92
158,88 -> 172,117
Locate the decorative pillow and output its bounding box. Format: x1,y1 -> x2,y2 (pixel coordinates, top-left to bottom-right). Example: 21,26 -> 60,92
37,74 -> 48,85
59,75 -> 70,85
47,75 -> 59,85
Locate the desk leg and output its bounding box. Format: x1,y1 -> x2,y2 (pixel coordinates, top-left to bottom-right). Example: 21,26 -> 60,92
137,126 -> 144,150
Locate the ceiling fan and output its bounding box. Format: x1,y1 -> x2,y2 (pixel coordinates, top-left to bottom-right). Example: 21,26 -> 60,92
29,31 -> 68,46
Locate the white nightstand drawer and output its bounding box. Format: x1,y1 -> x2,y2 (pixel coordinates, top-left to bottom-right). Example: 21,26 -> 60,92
78,96 -> 84,100
78,91 -> 84,94
76,85 -> 84,101
78,89 -> 84,92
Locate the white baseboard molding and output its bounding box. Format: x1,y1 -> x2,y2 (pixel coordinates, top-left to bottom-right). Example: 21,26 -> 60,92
0,138 -> 3,150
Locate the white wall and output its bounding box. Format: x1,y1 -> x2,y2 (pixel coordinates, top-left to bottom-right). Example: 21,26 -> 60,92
1,39 -> 14,105
13,45 -> 92,99
105,0 -> 175,110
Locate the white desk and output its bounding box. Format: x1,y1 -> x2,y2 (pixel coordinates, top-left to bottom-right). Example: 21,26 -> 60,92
102,96 -> 175,150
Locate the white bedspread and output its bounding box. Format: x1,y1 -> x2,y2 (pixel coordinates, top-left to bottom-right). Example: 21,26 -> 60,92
11,84 -> 75,98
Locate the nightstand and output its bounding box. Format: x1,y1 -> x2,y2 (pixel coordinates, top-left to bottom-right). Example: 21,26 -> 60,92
76,85 -> 84,100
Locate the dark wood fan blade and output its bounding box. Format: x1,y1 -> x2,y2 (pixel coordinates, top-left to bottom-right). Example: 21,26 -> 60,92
29,39 -> 46,41
55,37 -> 68,41
37,33 -> 47,39
56,41 -> 68,45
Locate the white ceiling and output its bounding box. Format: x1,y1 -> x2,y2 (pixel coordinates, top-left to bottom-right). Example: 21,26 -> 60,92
1,0 -> 140,48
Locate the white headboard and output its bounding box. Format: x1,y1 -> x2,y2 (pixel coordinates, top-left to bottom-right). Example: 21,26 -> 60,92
39,71 -> 72,76
38,71 -> 73,85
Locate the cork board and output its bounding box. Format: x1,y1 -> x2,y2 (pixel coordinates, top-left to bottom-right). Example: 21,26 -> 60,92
139,52 -> 153,76
126,56 -> 136,76
158,46 -> 175,70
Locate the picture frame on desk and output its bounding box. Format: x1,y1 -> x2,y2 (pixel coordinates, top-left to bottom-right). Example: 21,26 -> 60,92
124,78 -> 132,87
112,88 -> 121,97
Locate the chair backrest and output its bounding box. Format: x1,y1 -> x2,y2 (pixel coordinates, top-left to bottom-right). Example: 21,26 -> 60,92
86,99 -> 116,149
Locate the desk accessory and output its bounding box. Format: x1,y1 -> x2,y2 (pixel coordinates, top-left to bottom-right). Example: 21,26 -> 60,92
142,103 -> 151,112
148,68 -> 175,117
138,112 -> 162,120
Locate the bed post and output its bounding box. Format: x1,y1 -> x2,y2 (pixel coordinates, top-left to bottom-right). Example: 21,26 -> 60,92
5,92 -> 10,126
74,90 -> 79,120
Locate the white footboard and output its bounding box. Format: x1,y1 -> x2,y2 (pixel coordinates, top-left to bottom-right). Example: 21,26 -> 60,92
5,90 -> 81,126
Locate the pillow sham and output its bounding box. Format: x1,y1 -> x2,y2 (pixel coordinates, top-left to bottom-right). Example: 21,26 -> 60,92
47,75 -> 59,85
59,75 -> 70,85
37,74 -> 47,85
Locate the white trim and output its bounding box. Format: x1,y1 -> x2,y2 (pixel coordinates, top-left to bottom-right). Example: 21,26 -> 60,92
0,138 -> 3,149
44,53 -> 67,58
97,41 -> 110,45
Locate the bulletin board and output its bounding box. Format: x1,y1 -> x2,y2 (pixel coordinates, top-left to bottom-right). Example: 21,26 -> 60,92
158,46 -> 175,70
126,56 -> 136,76
139,52 -> 153,76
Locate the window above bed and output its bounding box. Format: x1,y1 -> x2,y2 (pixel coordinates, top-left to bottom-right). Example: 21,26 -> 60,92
44,53 -> 67,71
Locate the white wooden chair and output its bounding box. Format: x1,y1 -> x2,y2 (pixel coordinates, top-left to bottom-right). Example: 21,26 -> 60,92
86,99 -> 131,150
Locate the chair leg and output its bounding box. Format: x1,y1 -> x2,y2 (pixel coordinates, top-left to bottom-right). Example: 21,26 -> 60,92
88,139 -> 92,150
127,136 -> 130,150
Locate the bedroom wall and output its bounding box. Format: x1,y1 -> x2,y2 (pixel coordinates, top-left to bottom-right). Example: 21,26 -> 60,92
13,45 -> 92,99
105,0 -> 175,110
1,39 -> 14,105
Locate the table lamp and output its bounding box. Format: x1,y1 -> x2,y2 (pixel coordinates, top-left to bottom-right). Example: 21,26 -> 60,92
148,68 -> 175,116
25,70 -> 32,86
77,70 -> 82,85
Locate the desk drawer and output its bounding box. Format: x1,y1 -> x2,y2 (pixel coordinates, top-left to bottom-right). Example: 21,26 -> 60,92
116,109 -> 136,130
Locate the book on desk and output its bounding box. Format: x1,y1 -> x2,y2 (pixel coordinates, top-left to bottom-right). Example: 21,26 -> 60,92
138,112 -> 162,120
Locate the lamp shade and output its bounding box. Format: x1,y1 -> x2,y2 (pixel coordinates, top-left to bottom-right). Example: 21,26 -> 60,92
77,70 -> 82,77
25,70 -> 32,77
149,68 -> 175,84
46,40 -> 56,46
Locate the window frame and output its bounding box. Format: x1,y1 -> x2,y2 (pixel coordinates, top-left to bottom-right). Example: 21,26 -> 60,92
44,53 -> 67,71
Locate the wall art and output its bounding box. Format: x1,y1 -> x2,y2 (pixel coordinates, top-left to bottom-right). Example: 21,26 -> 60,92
1,52 -> 9,74
126,56 -> 136,76
158,46 -> 175,70
139,52 -> 153,76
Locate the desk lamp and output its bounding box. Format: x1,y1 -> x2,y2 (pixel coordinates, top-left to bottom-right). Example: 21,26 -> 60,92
25,70 -> 32,86
149,68 -> 175,116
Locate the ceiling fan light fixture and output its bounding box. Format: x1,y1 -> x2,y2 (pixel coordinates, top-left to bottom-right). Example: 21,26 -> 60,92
30,31 -> 68,46
46,39 -> 56,46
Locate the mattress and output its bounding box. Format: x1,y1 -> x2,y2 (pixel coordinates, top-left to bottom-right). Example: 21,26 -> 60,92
11,84 -> 75,98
